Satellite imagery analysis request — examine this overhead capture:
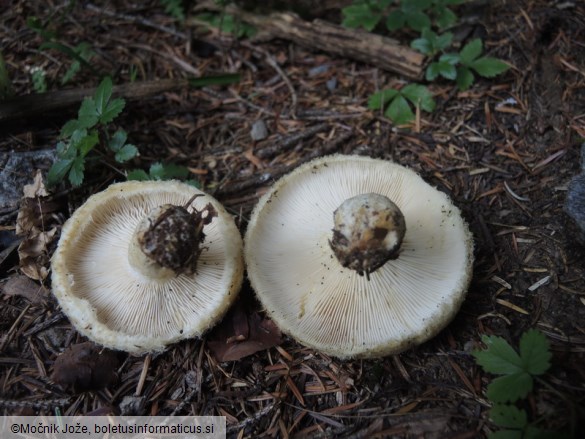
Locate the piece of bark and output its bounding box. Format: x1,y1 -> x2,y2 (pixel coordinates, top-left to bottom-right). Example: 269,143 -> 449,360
193,6 -> 425,80
0,79 -> 189,124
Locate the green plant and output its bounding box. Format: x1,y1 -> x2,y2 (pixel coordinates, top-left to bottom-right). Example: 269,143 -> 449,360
452,38 -> 509,90
59,42 -> 96,85
160,0 -> 186,21
27,16 -> 98,84
31,67 -> 47,93
48,77 -> 136,187
127,162 -> 199,187
342,0 -> 465,33
341,0 -> 392,31
196,12 -> 256,38
473,329 -> 562,439
410,28 -> 452,56
368,83 -> 435,124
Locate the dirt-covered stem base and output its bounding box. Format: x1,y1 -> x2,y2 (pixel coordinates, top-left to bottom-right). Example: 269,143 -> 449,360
329,193 -> 406,279
128,200 -> 217,280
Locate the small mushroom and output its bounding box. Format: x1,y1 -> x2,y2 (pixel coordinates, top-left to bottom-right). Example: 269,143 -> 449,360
244,155 -> 474,358
51,181 -> 244,354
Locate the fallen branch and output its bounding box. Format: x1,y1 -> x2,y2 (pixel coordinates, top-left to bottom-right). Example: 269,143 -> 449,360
0,74 -> 240,124
192,5 -> 425,80
0,79 -> 189,124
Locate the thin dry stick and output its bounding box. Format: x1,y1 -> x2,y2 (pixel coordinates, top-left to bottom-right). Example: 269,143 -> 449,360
135,354 -> 151,397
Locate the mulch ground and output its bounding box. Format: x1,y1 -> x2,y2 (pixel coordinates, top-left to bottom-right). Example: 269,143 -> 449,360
1,1 -> 584,437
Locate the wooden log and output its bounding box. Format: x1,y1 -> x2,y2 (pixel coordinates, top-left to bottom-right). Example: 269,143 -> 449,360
193,6 -> 425,80
0,79 -> 189,124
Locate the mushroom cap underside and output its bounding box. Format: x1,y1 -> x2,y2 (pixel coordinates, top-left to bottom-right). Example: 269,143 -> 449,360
51,180 -> 244,354
245,155 -> 474,358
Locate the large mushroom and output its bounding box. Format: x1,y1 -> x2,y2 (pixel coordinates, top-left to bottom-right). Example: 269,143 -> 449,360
245,155 -> 473,358
51,180 -> 244,354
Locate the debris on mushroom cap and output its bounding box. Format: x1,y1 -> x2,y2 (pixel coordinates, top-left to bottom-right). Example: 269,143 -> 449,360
51,180 -> 244,354
244,155 -> 474,359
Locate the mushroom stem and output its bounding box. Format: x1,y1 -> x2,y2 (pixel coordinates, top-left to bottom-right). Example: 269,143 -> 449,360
128,202 -> 217,280
329,193 -> 406,279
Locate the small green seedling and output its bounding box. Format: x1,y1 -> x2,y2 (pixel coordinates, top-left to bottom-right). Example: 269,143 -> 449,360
368,83 -> 435,124
48,77 -> 136,187
473,329 -> 560,439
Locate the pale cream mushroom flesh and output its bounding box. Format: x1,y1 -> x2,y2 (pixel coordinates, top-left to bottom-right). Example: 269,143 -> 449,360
51,180 -> 244,354
245,155 -> 474,358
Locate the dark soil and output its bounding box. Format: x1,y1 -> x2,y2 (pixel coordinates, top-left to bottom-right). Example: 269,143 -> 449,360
1,1 -> 584,437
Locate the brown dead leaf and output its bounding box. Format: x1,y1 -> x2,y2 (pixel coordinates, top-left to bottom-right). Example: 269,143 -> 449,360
1,274 -> 48,304
23,170 -> 49,198
17,227 -> 57,281
208,305 -> 282,362
51,342 -> 120,393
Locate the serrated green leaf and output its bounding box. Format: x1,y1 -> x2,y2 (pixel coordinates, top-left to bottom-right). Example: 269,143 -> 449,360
473,335 -> 524,375
519,329 -> 551,375
76,129 -> 99,157
426,63 -> 441,81
342,4 -> 381,31
487,372 -> 533,403
400,84 -> 435,112
108,129 -> 128,152
68,157 -> 85,187
47,159 -> 74,187
456,66 -> 474,90
149,162 -> 166,180
439,52 -> 460,64
406,10 -> 431,31
489,430 -> 523,439
99,98 -> 125,124
94,77 -> 112,115
385,95 -> 414,125
126,169 -> 150,181
40,41 -> 94,71
60,119 -> 80,138
157,163 -> 190,179
115,144 -> 138,163
438,62 -> 457,79
434,7 -> 457,29
489,404 -> 528,428
459,38 -> 483,65
411,36 -> 432,55
436,31 -> 453,50
62,60 -> 81,85
368,89 -> 399,110
77,98 -> 98,129
386,10 -> 405,31
471,57 -> 510,77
